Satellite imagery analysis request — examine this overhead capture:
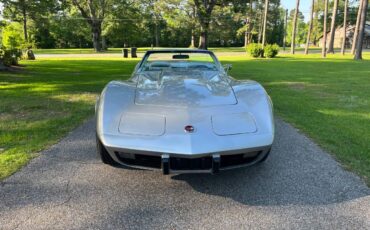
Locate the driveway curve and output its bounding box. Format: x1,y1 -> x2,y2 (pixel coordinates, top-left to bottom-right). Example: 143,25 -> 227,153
0,118 -> 369,229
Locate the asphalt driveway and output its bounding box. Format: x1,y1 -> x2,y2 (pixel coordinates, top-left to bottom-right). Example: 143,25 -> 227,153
0,118 -> 369,229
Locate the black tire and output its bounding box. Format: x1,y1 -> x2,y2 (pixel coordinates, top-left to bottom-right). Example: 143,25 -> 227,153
96,135 -> 116,165
258,147 -> 271,163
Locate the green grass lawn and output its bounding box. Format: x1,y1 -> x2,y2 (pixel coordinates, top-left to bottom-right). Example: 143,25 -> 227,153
33,48 -> 148,54
0,58 -> 139,179
32,47 -> 350,55
0,53 -> 369,184
225,53 -> 370,184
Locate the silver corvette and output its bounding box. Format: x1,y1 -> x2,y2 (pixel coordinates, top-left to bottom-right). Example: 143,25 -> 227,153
96,50 -> 274,174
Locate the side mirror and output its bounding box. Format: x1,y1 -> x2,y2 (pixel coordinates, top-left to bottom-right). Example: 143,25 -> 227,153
223,64 -> 232,73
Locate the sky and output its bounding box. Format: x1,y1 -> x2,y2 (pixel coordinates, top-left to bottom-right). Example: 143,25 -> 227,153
281,0 -> 312,22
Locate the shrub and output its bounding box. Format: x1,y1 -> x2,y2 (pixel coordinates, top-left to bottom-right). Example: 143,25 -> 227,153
2,22 -> 25,49
246,43 -> 263,58
0,48 -> 23,66
264,44 -> 280,58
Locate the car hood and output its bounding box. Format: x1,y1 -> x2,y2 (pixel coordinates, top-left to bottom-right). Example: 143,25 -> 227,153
134,70 -> 237,107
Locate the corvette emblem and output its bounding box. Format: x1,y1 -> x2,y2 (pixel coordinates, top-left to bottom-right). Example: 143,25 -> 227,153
184,125 -> 195,133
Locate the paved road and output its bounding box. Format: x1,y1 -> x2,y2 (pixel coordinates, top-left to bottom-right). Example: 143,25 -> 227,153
0,118 -> 369,229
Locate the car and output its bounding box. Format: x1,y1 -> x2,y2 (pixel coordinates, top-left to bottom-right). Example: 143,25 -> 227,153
95,49 -> 274,174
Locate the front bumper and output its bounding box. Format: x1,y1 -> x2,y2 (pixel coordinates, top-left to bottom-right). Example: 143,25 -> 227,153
106,146 -> 271,174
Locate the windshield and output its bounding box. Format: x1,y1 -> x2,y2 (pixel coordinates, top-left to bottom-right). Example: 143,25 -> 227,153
138,51 -> 220,72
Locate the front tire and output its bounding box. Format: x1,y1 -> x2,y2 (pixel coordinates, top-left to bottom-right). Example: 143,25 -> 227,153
96,135 -> 116,165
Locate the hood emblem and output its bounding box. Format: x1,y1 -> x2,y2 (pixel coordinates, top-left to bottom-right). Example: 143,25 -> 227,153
184,125 -> 195,133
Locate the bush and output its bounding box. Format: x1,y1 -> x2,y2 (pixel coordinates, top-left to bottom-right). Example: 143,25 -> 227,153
264,44 -> 280,58
246,43 -> 263,58
0,48 -> 23,66
2,22 -> 25,49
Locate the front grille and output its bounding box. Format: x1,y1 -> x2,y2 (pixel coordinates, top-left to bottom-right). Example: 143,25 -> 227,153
115,151 -> 262,171
170,156 -> 212,170
220,151 -> 261,168
115,152 -> 162,169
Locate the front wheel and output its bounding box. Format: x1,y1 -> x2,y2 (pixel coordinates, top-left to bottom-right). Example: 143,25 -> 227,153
96,135 -> 116,165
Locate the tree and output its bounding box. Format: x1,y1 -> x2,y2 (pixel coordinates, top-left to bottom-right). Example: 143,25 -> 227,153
354,0 -> 368,60
266,1 -> 285,45
1,0 -> 56,43
305,0 -> 315,54
340,0 -> 348,55
309,0 -> 325,47
283,9 -> 288,50
2,22 -> 25,48
232,0 -> 256,46
190,4 -> 197,47
103,1 -> 151,48
48,3 -> 93,49
0,21 -> 6,69
351,1 -> 363,55
286,10 -> 306,49
243,1 -> 252,47
322,0 -> 328,58
71,0 -> 112,52
261,0 -> 269,48
327,0 -> 338,53
142,0 -> 164,47
1,0 -> 30,42
0,0 -> 287,49
209,3 -> 241,47
193,0 -> 218,49
192,0 -> 235,49
157,0 -> 198,47
291,0 -> 300,54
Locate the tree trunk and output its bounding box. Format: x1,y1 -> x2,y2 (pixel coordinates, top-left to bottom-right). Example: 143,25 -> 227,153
283,9 -> 288,50
354,0 -> 368,60
193,0 -> 215,50
244,31 -> 248,47
262,0 -> 269,48
71,0 -> 106,53
102,36 -> 107,51
190,30 -> 196,48
291,0 -> 300,54
198,22 -> 209,50
0,61 -> 7,70
322,0 -> 328,58
341,0 -> 348,55
155,22 -> 159,47
351,1 -> 363,55
198,30 -> 208,50
327,0 -> 339,53
258,10 -> 263,43
22,5 -> 28,42
283,9 -> 288,51
244,20 -> 250,47
92,22 -> 102,52
305,0 -> 315,55
245,0 -> 253,47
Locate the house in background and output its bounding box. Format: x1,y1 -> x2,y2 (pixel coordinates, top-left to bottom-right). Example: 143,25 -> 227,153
318,21 -> 370,49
